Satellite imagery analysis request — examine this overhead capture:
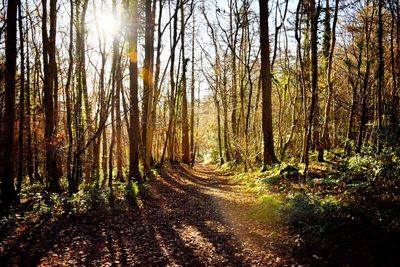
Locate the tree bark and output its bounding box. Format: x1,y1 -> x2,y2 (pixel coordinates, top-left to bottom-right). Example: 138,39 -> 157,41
17,0 -> 25,193
1,0 -> 18,204
142,0 -> 155,175
304,0 -> 319,173
42,0 -> 60,191
181,4 -> 190,164
190,10 -> 195,163
128,0 -> 141,182
376,0 -> 384,150
25,9 -> 33,184
259,0 -> 278,168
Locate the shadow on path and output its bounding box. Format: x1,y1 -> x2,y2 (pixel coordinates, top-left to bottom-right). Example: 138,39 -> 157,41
1,163 -> 287,266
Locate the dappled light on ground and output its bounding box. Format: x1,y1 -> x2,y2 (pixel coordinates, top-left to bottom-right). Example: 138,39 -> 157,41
1,163 -> 399,266
0,164 -> 291,266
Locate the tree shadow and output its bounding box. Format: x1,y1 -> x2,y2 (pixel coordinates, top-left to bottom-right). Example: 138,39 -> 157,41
282,193 -> 400,266
0,164 -> 252,265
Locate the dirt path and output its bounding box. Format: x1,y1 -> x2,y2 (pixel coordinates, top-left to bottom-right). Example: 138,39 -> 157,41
0,164 -> 296,266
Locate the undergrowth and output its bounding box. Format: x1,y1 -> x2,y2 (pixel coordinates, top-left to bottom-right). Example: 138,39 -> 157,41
219,148 -> 400,265
0,178 -> 144,236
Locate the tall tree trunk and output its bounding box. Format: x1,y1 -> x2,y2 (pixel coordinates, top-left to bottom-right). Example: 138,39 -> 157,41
42,0 -> 60,191
168,0 -> 179,162
304,0 -> 319,173
151,0 -> 164,165
222,63 -> 231,162
32,56 -> 42,183
356,3 -> 375,153
116,55 -> 123,182
190,11 -> 195,162
109,99 -> 115,189
216,98 -> 224,165
376,0 -> 384,150
93,49 -> 106,186
102,127 -> 108,185
25,11 -> 33,184
128,0 -> 141,183
181,4 -> 190,164
259,0 -> 278,168
142,0 -> 155,175
49,0 -> 62,179
229,0 -> 238,160
72,0 -> 88,190
321,0 -> 339,158
65,0 -> 75,194
1,0 -> 18,204
79,0 -> 91,182
344,45 -> 362,155
108,0 -> 119,189
17,0 -> 25,193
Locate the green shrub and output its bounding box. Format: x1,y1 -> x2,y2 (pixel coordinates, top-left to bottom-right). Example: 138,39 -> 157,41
251,194 -> 285,224
125,181 -> 140,206
338,147 -> 400,187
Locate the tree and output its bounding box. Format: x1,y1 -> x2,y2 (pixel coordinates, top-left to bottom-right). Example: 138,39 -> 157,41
181,2 -> 190,164
42,0 -> 60,191
128,0 -> 141,183
1,0 -> 19,204
17,0 -> 25,193
304,0 -> 320,173
376,0 -> 384,150
259,0 -> 278,168
142,0 -> 155,175
65,0 -> 75,194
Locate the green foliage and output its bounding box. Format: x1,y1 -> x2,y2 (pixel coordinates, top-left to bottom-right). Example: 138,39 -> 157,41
338,147 -> 400,188
124,181 -> 140,206
219,161 -> 238,172
259,174 -> 281,185
68,186 -> 107,214
250,194 -> 285,224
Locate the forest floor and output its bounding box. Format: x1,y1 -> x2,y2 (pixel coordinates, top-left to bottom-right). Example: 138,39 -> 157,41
0,163 -> 399,266
0,163 -> 294,266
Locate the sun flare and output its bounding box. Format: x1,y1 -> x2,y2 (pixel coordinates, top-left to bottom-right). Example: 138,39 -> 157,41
96,13 -> 120,36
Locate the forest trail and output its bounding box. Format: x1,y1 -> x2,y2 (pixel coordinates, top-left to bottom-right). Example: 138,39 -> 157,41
0,163 -> 296,266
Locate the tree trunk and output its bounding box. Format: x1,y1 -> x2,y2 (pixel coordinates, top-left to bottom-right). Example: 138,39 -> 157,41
79,0 -> 91,183
142,0 -> 155,175
1,0 -> 18,204
17,0 -> 25,194
168,0 -> 180,163
42,0 -> 60,192
304,0 -> 319,172
376,0 -> 384,150
181,4 -> 190,164
25,11 -> 33,184
216,98 -> 224,165
321,0 -> 339,157
229,0 -> 238,160
65,0 -> 75,194
116,55 -> 123,182
128,0 -> 141,183
356,4 -> 375,153
190,11 -> 195,163
259,0 -> 278,168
